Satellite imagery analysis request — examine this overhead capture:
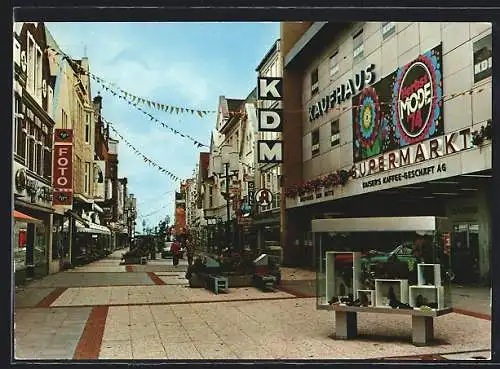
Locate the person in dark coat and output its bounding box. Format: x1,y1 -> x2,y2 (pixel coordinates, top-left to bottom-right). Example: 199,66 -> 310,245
171,238 -> 181,266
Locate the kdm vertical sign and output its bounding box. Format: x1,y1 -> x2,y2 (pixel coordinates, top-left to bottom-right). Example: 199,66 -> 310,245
52,129 -> 73,209
257,77 -> 283,163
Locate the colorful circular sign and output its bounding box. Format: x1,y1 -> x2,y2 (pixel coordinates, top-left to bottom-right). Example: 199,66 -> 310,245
393,51 -> 442,145
355,87 -> 380,149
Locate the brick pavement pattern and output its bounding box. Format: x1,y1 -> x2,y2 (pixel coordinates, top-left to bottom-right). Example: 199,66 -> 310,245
13,250 -> 492,361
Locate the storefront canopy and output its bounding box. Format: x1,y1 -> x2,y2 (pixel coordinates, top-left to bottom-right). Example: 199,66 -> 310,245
13,210 -> 43,224
63,220 -> 111,235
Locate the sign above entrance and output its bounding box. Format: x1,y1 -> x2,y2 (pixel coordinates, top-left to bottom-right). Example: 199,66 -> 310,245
255,188 -> 273,207
257,77 -> 283,164
53,129 -> 73,209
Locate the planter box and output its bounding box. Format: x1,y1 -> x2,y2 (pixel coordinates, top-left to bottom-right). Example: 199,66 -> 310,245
227,274 -> 254,287
188,273 -> 207,288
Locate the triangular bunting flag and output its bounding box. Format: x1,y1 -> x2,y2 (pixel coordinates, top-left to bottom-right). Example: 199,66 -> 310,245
197,111 -> 203,118
170,107 -> 174,113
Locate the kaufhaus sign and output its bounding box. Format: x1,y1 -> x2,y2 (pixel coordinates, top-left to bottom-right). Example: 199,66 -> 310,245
308,64 -> 376,122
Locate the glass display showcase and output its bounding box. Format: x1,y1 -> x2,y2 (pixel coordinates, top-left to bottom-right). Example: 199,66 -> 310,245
313,216 -> 453,345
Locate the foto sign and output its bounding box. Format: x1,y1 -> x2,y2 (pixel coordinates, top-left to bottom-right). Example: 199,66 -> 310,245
257,77 -> 283,164
53,129 -> 73,208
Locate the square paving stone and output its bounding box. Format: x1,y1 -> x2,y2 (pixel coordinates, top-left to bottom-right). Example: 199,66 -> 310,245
165,342 -> 203,359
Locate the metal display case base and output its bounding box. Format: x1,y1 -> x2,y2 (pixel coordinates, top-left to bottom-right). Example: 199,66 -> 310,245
325,304 -> 451,346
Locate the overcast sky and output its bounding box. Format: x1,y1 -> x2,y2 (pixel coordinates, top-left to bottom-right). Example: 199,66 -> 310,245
45,21 -> 280,229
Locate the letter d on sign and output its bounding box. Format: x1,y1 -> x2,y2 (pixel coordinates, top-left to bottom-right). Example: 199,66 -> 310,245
258,77 -> 283,100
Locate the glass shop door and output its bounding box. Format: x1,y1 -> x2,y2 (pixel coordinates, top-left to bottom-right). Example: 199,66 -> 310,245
451,224 -> 480,284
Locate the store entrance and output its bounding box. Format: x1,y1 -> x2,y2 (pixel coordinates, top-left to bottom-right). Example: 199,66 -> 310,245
451,223 -> 480,284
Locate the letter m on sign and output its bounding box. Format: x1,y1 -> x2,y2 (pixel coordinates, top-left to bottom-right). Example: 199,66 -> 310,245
258,77 -> 283,100
258,140 -> 283,163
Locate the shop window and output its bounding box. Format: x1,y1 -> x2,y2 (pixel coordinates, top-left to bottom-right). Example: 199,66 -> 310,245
331,119 -> 340,147
353,29 -> 364,60
312,129 -> 320,157
311,68 -> 319,96
381,22 -> 396,40
13,222 -> 28,271
34,223 -> 47,266
329,51 -> 339,78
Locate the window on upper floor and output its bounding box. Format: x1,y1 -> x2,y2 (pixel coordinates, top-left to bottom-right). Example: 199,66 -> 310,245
84,162 -> 90,194
329,51 -> 339,79
312,129 -> 320,157
353,29 -> 364,60
331,119 -> 340,147
26,33 -> 35,95
47,86 -> 53,118
61,109 -> 68,129
44,132 -> 52,180
14,97 -> 26,158
311,68 -> 319,96
382,22 -> 396,40
35,47 -> 42,102
14,38 -> 21,66
85,112 -> 91,144
208,186 -> 213,208
35,128 -> 43,176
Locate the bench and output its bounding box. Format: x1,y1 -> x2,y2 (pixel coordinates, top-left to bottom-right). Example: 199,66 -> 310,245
253,274 -> 277,291
206,275 -> 229,295
323,304 -> 452,346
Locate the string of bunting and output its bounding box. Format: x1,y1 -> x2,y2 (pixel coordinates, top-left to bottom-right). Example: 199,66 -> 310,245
104,119 -> 182,182
46,47 -> 209,148
45,46 -> 489,117
45,46 -> 216,117
93,75 -> 209,148
137,203 -> 171,219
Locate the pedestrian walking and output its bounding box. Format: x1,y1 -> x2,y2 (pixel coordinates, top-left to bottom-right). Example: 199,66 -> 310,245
171,238 -> 181,266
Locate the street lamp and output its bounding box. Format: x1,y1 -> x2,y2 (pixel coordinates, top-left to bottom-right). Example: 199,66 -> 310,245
213,145 -> 239,254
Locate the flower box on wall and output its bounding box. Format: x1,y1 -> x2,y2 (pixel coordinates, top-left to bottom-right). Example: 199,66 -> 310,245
375,279 -> 409,308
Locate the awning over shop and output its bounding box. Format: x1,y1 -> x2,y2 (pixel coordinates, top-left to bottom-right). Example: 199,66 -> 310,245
65,210 -> 90,228
63,220 -> 111,235
78,223 -> 111,235
13,210 -> 43,224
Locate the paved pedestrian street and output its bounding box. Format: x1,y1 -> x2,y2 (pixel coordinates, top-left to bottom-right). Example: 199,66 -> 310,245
13,250 -> 491,361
